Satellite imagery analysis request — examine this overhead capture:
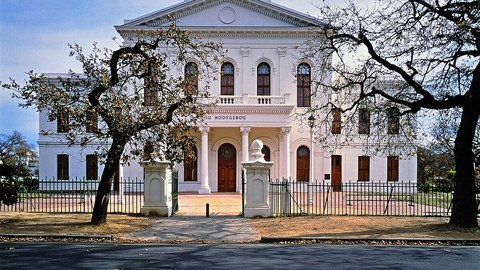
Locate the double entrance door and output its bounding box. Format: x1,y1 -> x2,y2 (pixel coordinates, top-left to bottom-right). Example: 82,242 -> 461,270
218,143 -> 236,192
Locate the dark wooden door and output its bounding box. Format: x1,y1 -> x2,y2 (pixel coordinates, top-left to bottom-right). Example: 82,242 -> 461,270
296,146 -> 310,182
331,155 -> 342,191
218,143 -> 236,192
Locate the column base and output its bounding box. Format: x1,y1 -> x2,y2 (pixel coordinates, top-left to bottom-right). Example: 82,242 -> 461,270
244,206 -> 271,218
141,205 -> 172,217
198,186 -> 211,194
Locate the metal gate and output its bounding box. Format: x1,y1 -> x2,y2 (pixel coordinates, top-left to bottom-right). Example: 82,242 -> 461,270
172,170 -> 179,215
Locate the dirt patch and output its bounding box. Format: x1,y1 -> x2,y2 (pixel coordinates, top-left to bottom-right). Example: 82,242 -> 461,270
0,213 -> 157,237
250,216 -> 480,240
1,213 -> 479,242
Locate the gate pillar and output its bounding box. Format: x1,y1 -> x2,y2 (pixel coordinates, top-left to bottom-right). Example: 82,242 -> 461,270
242,139 -> 274,218
140,160 -> 173,217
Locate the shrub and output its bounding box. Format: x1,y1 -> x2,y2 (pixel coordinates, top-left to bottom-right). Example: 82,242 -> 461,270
0,179 -> 19,205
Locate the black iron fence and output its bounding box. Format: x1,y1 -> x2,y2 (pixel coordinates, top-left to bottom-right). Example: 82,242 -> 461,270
0,178 -> 144,214
269,180 -> 478,217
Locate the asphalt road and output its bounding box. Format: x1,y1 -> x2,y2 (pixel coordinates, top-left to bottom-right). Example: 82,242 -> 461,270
1,243 -> 479,269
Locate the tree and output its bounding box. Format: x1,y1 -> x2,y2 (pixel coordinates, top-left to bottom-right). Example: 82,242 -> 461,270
2,24 -> 221,224
0,131 -> 37,179
309,0 -> 479,227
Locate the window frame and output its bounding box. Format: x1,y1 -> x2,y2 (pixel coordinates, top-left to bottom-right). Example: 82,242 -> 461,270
297,63 -> 311,107
57,109 -> 69,133
57,154 -> 69,180
332,108 -> 342,134
221,63 -> 235,95
144,76 -> 158,106
86,154 -> 98,180
257,62 -> 271,96
358,108 -> 371,134
185,62 -> 199,96
387,108 -> 400,134
387,156 -> 399,181
86,108 -> 98,133
358,156 -> 370,181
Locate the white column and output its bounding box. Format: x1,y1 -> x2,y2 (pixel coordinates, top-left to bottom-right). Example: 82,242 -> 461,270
240,127 -> 251,163
199,126 -> 211,194
281,127 -> 291,180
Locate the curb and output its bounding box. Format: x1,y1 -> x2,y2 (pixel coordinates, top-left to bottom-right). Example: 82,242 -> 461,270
260,237 -> 480,246
0,234 -> 115,240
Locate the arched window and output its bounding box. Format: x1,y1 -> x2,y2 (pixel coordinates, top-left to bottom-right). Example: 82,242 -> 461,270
184,146 -> 198,182
257,63 -> 271,96
185,62 -> 198,96
221,63 -> 235,95
296,146 -> 310,182
297,63 -> 311,107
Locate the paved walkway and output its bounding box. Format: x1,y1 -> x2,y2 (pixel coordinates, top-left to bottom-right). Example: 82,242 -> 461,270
126,216 -> 259,243
124,193 -> 259,243
176,193 -> 243,216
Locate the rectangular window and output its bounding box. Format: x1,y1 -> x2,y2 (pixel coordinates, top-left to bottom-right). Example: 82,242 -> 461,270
387,109 -> 399,134
86,154 -> 98,180
332,109 -> 342,134
358,156 -> 370,181
57,109 -> 69,133
86,109 -> 98,133
144,77 -> 158,106
387,156 -> 399,181
358,108 -> 370,134
57,154 -> 69,180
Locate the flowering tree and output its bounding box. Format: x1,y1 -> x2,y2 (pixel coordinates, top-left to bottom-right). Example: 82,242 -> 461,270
3,24 -> 221,224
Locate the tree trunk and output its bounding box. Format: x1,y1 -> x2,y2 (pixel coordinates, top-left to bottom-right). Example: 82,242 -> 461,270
449,106 -> 479,228
91,137 -> 127,225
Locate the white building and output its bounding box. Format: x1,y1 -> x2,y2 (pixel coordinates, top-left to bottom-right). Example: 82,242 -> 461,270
38,0 -> 417,193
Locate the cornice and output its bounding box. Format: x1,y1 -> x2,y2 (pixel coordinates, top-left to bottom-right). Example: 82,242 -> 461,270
117,26 -> 318,40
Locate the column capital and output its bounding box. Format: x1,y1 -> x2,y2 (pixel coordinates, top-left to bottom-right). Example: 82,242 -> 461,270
199,126 -> 210,135
277,47 -> 287,57
241,47 -> 250,57
240,126 -> 251,135
281,126 -> 291,135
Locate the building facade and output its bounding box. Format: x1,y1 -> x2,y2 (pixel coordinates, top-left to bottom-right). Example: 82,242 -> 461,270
38,0 -> 417,193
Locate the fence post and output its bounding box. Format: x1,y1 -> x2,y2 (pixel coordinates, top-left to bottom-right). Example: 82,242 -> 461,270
242,139 -> 274,218
139,160 -> 172,217
281,179 -> 291,215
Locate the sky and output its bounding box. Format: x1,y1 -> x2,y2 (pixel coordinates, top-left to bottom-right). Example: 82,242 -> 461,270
0,0 -> 370,146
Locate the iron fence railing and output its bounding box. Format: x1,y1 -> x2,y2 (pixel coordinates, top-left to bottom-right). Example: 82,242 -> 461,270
0,178 -> 144,214
269,180 -> 477,217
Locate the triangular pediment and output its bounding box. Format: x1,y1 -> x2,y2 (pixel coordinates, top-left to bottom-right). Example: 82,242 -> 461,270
116,0 -> 324,31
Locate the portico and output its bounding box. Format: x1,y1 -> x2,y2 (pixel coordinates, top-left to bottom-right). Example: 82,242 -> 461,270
181,104 -> 294,193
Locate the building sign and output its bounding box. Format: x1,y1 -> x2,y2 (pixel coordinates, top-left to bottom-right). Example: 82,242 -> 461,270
204,115 -> 247,121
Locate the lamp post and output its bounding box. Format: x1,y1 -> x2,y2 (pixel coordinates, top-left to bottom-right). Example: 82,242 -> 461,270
308,113 -> 315,206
